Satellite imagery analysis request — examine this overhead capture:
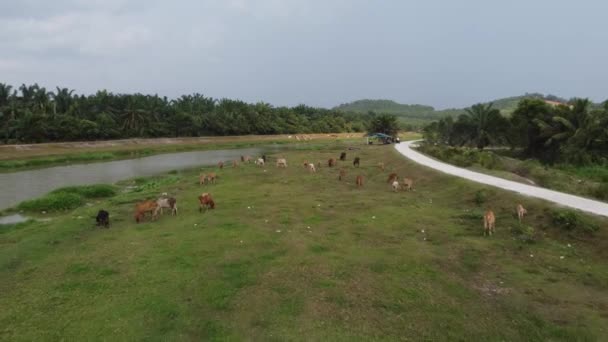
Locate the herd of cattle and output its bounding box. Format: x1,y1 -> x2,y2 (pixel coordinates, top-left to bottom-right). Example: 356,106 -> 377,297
94,151 -> 529,236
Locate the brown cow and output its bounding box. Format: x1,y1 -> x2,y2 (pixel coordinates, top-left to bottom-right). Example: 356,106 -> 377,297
328,158 -> 336,167
340,152 -> 346,161
240,155 -> 245,162
339,169 -> 346,181
155,197 -> 177,216
387,173 -> 398,183
401,178 -> 413,191
134,200 -> 159,223
356,175 -> 364,187
198,193 -> 216,212
483,210 -> 496,236
218,161 -> 224,169
206,172 -> 217,184
516,204 -> 527,223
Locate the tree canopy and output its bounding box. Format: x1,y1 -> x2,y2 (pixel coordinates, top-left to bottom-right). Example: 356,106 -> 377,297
0,83 -> 373,144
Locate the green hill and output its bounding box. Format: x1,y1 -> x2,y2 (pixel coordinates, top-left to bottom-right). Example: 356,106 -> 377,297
333,93 -> 574,127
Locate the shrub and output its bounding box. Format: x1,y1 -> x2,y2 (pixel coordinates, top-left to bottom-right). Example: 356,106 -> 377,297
512,224 -> 536,243
51,184 -> 117,198
591,183 -> 608,201
18,193 -> 83,211
551,209 -> 599,233
474,190 -> 487,205
478,151 -> 503,170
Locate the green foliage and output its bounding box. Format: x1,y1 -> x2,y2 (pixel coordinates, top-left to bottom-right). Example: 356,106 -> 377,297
18,193 -> 83,211
474,190 -> 487,205
17,184 -> 116,211
551,209 -> 599,233
424,95 -> 608,166
0,83 -> 372,143
50,184 -> 117,198
367,114 -> 400,136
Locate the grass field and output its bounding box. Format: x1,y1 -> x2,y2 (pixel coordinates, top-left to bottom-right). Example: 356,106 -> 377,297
1,141 -> 608,340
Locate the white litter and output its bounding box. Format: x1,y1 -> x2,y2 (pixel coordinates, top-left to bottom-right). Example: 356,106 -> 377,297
372,216 -> 376,219
276,230 -> 281,233
560,256 -> 565,260
530,254 -> 534,258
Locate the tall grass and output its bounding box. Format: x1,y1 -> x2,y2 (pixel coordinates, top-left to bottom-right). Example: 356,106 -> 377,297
17,184 -> 117,211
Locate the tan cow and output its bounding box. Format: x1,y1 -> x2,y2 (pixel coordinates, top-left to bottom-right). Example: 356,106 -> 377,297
233,160 -> 239,168
356,175 -> 364,187
307,163 -> 316,173
401,178 -> 413,191
378,162 -> 385,171
328,158 -> 336,167
276,158 -> 288,168
483,210 -> 496,236
516,204 -> 527,223
339,169 -> 346,181
218,161 -> 224,169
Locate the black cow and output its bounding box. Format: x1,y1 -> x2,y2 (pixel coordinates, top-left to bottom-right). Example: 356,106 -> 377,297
353,157 -> 360,167
340,152 -> 346,161
96,210 -> 110,228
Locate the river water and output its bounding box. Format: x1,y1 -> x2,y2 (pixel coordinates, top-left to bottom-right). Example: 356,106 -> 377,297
0,147 -> 263,210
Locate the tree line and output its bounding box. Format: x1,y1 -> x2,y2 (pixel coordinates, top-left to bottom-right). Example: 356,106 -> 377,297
0,83 -> 375,143
422,98 -> 608,165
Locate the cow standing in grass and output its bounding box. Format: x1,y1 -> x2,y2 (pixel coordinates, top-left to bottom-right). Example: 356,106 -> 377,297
517,204 -> 527,223
339,169 -> 346,181
218,161 -> 224,169
401,178 -> 413,191
387,173 -> 398,184
340,152 -> 346,161
134,200 -> 159,223
328,158 -> 336,167
356,175 -> 364,187
353,157 -> 360,167
96,210 -> 110,228
483,210 -> 496,236
198,193 -> 216,212
156,197 -> 177,216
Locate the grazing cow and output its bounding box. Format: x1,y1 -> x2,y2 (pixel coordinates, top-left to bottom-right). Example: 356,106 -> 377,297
387,173 -> 398,183
255,158 -> 265,166
391,180 -> 400,192
328,158 -> 336,167
356,175 -> 364,187
483,210 -> 496,236
233,160 -> 239,168
307,163 -> 316,173
199,173 -> 206,185
134,200 -> 159,223
340,152 -> 346,161
156,197 -> 177,216
198,193 -> 216,212
240,155 -> 245,162
353,157 -> 360,167
401,178 -> 413,191
517,204 -> 527,223
276,158 -> 288,168
244,156 -> 252,163
218,161 -> 224,169
206,172 -> 217,184
339,169 -> 346,181
378,162 -> 385,171
96,210 -> 110,228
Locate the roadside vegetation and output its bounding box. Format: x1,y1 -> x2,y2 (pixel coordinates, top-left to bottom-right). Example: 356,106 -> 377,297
1,142 -> 608,340
421,97 -> 608,199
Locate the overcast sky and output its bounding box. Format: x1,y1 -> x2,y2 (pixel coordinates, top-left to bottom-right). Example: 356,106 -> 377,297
1,0 -> 607,109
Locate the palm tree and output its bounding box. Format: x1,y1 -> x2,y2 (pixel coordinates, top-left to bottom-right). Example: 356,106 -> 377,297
51,87 -> 75,114
0,83 -> 12,108
459,103 -> 506,149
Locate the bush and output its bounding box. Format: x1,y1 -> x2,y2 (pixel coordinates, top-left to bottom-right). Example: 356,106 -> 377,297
474,190 -> 487,205
18,193 -> 83,211
512,224 -> 536,243
478,151 -> 503,170
50,184 -> 117,198
551,209 -> 599,233
591,183 -> 608,201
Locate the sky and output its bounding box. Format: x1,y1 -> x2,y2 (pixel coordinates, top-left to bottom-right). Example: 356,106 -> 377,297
1,0 -> 607,109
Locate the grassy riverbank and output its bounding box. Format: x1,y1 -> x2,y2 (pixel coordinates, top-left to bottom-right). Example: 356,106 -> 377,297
1,141 -> 607,340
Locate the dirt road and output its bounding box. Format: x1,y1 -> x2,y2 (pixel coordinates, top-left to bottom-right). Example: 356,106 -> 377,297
395,141 -> 608,217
